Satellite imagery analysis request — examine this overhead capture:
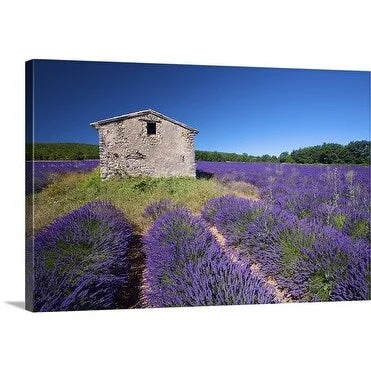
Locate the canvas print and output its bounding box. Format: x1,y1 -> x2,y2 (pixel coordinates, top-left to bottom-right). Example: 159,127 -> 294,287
25,60 -> 370,312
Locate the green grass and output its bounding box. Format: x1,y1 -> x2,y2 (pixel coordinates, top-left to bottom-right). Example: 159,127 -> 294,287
307,270 -> 333,301
27,169 -> 258,236
306,251 -> 349,301
279,228 -> 315,278
42,240 -> 92,271
330,213 -> 347,230
350,219 -> 369,240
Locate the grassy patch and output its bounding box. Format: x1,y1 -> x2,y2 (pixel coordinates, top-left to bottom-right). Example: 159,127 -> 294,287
27,169 -> 257,236
279,228 -> 315,278
42,240 -> 92,273
330,213 -> 347,230
308,270 -> 333,301
350,219 -> 369,240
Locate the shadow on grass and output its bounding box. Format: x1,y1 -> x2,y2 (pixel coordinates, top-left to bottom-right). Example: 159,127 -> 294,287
117,234 -> 146,309
196,170 -> 214,180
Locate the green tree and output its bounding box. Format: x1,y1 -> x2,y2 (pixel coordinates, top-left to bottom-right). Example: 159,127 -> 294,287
345,141 -> 370,164
279,151 -> 290,163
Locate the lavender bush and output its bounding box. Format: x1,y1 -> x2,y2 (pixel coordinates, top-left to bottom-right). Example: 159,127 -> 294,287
202,195 -> 370,301
29,201 -> 134,311
197,161 -> 370,242
143,209 -> 277,307
292,224 -> 370,301
198,162 -> 370,301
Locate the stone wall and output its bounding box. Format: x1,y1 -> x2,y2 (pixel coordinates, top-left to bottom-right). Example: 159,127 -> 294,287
95,112 -> 197,179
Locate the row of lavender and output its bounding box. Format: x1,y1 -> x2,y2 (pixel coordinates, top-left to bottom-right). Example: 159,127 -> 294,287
27,202 -> 133,311
28,201 -> 277,311
197,162 -> 370,301
28,198 -> 369,311
142,208 -> 276,307
202,195 -> 370,301
198,161 -> 370,242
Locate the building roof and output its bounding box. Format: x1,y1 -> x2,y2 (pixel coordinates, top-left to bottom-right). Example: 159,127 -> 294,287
90,109 -> 199,134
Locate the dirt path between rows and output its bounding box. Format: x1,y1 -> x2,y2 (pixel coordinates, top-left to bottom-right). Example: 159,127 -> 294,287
137,197 -> 292,308
209,225 -> 293,303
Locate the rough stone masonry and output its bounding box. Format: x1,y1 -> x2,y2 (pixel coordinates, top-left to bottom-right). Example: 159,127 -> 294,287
90,109 -> 199,179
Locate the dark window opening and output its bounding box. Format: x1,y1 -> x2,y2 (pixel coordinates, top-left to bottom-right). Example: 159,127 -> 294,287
147,122 -> 156,135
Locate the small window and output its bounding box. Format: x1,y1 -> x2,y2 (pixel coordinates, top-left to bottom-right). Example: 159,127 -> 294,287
147,122 -> 156,135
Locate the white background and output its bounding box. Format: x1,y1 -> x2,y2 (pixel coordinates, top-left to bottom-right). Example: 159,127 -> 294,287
0,1 -> 370,370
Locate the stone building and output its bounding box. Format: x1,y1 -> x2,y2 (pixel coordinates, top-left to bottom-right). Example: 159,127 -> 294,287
90,109 -> 199,179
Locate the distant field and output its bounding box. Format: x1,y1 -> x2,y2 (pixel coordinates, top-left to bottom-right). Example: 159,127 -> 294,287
26,160 -> 99,194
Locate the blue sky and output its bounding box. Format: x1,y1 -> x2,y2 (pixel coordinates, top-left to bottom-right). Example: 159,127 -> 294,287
30,60 -> 370,156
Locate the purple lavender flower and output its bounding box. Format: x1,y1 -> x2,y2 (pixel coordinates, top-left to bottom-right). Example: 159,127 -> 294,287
143,209 -> 277,307
293,225 -> 371,301
202,195 -> 370,302
28,201 -> 134,311
197,161 -> 370,243
26,160 -> 99,194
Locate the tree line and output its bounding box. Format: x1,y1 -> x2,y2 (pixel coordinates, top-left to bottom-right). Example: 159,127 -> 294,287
27,140 -> 370,164
26,143 -> 99,160
195,151 -> 279,163
196,141 -> 370,165
281,141 -> 370,164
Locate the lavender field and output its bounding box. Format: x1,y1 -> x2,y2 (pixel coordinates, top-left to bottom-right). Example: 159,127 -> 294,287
27,160 -> 370,310
199,161 -> 370,302
26,160 -> 99,194
198,161 -> 370,241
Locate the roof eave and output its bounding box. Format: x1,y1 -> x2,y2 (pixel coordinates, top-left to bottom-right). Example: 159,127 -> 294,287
90,109 -> 199,133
